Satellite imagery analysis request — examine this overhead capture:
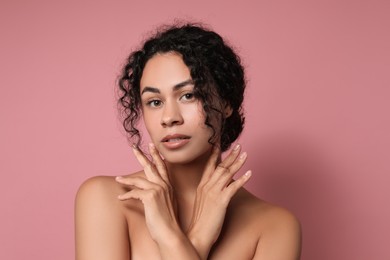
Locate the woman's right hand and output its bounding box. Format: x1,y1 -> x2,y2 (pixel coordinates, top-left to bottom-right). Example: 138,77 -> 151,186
115,143 -> 180,244
116,144 -> 206,260
186,144 -> 252,259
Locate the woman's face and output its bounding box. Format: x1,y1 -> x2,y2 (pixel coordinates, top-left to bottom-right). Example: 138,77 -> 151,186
140,52 -> 213,164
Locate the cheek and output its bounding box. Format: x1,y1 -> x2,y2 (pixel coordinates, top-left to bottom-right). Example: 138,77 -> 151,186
184,105 -> 214,139
142,112 -> 160,136
183,102 -> 206,125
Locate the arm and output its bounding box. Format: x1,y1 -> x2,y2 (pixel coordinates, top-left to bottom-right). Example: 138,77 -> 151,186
186,144 -> 251,259
116,144 -> 201,260
116,144 -> 250,259
75,176 -> 130,260
253,208 -> 302,260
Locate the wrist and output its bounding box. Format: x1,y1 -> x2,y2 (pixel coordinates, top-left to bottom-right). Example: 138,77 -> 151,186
187,230 -> 212,259
156,222 -> 196,249
157,228 -> 202,260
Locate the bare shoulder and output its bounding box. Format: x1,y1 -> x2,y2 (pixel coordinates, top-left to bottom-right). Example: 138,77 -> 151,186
231,188 -> 300,226
230,189 -> 302,259
76,172 -> 144,205
75,173 -> 142,260
76,175 -> 119,199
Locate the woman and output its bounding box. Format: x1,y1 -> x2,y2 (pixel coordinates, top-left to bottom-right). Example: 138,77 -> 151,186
75,23 -> 301,260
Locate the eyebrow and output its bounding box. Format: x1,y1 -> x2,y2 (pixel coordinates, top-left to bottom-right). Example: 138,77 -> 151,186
141,79 -> 194,95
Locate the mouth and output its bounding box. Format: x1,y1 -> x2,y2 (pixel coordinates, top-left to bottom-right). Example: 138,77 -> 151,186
161,134 -> 191,143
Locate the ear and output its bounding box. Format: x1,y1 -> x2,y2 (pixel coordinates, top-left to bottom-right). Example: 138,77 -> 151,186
224,104 -> 233,118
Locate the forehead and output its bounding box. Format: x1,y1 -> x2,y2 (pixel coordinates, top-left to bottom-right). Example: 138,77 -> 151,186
140,52 -> 191,89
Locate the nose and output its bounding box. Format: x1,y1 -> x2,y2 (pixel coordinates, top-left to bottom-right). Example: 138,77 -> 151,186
160,101 -> 184,127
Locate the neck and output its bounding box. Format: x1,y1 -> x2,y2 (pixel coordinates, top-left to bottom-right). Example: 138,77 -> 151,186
164,147 -> 220,230
165,148 -> 215,196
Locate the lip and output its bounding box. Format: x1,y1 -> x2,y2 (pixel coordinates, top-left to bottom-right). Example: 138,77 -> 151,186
161,134 -> 191,149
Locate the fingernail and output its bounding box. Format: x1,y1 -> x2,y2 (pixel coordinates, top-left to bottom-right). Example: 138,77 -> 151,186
239,152 -> 247,160
132,143 -> 138,150
233,144 -> 240,151
149,143 -> 155,149
115,176 -> 123,181
244,170 -> 252,178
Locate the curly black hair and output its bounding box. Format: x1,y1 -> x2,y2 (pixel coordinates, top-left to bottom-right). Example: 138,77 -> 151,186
118,23 -> 246,152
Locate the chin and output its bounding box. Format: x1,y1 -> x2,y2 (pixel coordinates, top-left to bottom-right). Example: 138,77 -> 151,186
162,153 -> 197,165
160,145 -> 212,166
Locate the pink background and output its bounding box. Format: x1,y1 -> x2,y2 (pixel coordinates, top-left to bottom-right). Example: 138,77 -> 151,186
1,0 -> 389,259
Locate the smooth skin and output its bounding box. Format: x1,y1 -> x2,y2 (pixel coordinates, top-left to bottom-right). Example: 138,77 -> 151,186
75,52 -> 302,260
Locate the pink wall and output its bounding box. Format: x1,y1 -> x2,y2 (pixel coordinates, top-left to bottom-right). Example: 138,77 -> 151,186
1,1 -> 389,259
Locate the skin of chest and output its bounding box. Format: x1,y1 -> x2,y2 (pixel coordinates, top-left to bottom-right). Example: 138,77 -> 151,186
123,189 -> 262,260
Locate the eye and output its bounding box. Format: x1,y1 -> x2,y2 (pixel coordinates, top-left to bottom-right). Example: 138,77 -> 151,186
146,99 -> 162,108
180,92 -> 195,102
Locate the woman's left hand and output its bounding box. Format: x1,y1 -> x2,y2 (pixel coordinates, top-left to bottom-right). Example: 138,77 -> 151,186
186,144 -> 252,259
115,143 -> 179,244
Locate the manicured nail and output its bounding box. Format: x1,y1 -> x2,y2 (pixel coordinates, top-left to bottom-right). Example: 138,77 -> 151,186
233,144 -> 240,151
115,176 -> 123,181
132,143 -> 138,150
244,170 -> 252,178
239,152 -> 247,160
149,143 -> 155,149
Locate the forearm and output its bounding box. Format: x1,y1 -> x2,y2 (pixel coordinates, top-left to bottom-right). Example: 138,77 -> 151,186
186,227 -> 216,260
156,229 -> 202,260
187,234 -> 213,260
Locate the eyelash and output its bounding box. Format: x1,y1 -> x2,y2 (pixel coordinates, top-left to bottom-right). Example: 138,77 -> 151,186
180,92 -> 195,101
145,92 -> 195,108
146,99 -> 162,108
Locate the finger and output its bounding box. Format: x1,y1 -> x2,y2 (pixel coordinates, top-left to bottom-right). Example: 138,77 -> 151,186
218,143 -> 241,169
202,146 -> 221,180
224,170 -> 252,198
209,144 -> 241,184
117,187 -> 164,206
148,143 -> 169,183
226,151 -> 247,175
118,188 -> 146,201
132,145 -> 160,181
131,145 -> 149,167
214,151 -> 248,187
116,176 -> 159,190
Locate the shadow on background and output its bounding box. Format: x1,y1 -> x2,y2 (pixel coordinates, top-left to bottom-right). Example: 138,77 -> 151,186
245,132 -> 348,260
